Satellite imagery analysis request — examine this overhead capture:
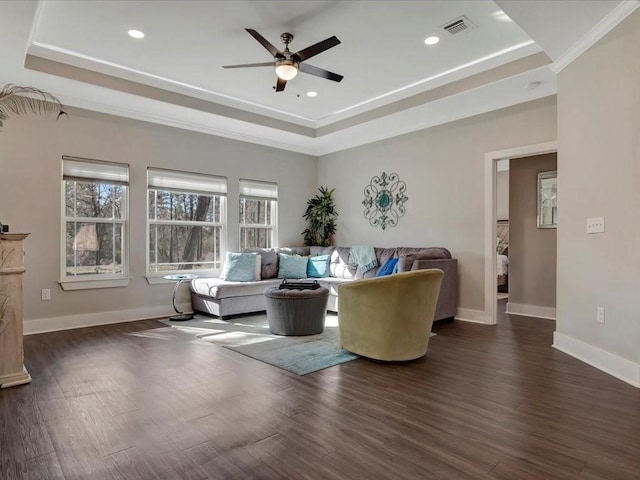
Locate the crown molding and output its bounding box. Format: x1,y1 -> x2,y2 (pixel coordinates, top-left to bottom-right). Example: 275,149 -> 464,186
58,94 -> 321,156
551,0 -> 640,73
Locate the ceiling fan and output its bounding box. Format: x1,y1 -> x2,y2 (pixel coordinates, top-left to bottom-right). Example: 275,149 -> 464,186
223,29 -> 344,92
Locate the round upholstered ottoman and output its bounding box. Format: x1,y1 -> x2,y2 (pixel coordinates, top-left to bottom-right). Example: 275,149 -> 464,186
264,286 -> 329,336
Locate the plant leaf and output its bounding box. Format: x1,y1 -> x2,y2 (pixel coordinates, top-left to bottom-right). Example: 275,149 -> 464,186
301,186 -> 338,246
0,84 -> 68,130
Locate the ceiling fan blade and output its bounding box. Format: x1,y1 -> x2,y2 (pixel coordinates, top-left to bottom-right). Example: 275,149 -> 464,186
299,63 -> 344,82
275,77 -> 287,92
245,29 -> 284,58
293,36 -> 340,63
222,62 -> 275,69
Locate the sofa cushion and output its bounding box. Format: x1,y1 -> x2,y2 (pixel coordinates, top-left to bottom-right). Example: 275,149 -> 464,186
330,247 -> 357,279
278,254 -> 309,279
396,247 -> 452,273
360,247 -> 397,279
242,248 -> 279,279
220,252 -> 260,282
310,246 -> 335,257
191,278 -> 281,299
307,254 -> 331,278
316,276 -> 350,296
274,247 -> 311,256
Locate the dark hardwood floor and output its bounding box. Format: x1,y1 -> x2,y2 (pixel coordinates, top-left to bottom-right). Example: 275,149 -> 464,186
1,311 -> 639,479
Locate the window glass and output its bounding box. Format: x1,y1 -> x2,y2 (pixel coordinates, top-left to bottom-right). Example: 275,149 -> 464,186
239,180 -> 277,250
62,157 -> 128,280
147,168 -> 226,274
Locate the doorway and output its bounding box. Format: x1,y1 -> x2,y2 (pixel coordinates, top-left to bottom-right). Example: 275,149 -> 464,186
495,160 -> 510,322
484,141 -> 557,325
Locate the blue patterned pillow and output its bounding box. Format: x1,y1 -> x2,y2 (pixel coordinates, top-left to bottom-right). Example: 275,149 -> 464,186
220,252 -> 260,282
307,255 -> 331,278
278,253 -> 309,279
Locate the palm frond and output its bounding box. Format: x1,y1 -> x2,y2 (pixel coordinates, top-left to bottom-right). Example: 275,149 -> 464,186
0,84 -> 68,129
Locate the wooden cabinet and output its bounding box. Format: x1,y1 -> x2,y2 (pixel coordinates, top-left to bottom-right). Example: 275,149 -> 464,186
0,233 -> 31,388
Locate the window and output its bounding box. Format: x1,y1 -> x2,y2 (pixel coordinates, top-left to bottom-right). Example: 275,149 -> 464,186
147,168 -> 226,275
239,179 -> 278,249
62,156 -> 129,288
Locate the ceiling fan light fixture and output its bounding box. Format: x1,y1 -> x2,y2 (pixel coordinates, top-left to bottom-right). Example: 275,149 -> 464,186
275,61 -> 298,80
226,29 -> 343,92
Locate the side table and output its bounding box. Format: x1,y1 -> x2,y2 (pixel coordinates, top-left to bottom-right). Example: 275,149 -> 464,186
163,274 -> 197,321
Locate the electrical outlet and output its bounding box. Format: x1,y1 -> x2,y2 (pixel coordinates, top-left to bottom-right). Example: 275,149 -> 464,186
596,306 -> 605,324
587,217 -> 605,234
41,289 -> 51,301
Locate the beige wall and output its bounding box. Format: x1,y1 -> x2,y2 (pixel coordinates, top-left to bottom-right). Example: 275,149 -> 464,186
318,97 -> 557,313
557,9 -> 640,365
508,153 -> 557,308
496,169 -> 509,221
0,107 -> 317,324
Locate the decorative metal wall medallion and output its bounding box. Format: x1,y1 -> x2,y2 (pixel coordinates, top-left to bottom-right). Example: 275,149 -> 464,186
362,172 -> 408,230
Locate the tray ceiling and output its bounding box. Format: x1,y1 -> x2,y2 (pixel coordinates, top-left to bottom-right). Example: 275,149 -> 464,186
0,0 -> 635,154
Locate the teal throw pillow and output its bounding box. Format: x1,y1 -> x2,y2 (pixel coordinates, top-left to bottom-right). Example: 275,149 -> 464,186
220,252 -> 260,282
307,254 -> 331,278
278,253 -> 309,279
375,257 -> 399,277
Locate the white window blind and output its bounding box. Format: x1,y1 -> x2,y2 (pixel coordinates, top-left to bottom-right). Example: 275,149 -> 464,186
63,156 -> 129,185
148,168 -> 227,196
239,179 -> 278,201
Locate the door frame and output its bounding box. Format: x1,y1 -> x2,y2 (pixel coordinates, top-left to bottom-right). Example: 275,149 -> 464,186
483,141 -> 558,325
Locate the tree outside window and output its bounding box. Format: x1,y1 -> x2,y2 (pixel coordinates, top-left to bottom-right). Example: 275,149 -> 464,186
62,157 -> 128,279
239,179 -> 277,249
147,168 -> 226,274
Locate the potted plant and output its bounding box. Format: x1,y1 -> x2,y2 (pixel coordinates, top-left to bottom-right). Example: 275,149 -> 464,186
302,186 -> 338,246
0,83 -> 67,129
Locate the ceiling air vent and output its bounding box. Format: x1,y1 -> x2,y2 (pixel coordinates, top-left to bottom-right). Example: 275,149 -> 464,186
442,16 -> 477,35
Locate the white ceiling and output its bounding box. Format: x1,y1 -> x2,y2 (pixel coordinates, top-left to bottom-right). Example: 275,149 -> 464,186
31,0 -> 536,122
1,0 -> 637,155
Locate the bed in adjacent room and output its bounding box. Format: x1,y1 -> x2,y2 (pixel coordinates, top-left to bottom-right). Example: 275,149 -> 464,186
497,220 -> 509,293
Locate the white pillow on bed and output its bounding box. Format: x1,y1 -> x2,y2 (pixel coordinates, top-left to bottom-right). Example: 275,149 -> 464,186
496,237 -> 508,255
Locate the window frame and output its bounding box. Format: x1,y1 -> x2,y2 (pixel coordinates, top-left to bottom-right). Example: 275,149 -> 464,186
60,156 -> 130,290
146,168 -> 227,281
239,179 -> 278,250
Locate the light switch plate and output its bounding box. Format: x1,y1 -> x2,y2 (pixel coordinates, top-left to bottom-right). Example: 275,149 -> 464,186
587,216 -> 605,234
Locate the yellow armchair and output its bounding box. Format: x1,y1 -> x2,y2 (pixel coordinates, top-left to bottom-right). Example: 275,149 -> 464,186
337,269 -> 443,361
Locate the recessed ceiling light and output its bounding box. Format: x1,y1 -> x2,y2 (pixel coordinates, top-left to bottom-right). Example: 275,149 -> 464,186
128,29 -> 145,39
424,36 -> 440,46
492,11 -> 513,22
306,91 -> 318,97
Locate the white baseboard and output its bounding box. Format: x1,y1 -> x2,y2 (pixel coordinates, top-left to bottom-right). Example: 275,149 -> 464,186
23,302 -> 193,335
507,302 -> 556,320
455,308 -> 492,324
553,332 -> 640,388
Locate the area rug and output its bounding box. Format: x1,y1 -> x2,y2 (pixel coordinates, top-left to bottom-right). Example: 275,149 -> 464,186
162,313 -> 358,375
